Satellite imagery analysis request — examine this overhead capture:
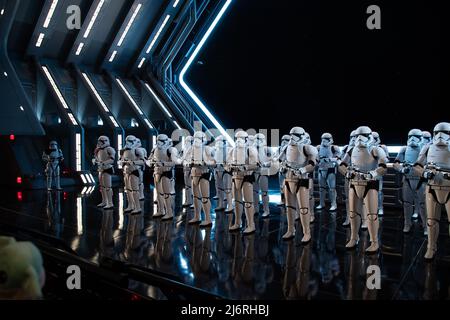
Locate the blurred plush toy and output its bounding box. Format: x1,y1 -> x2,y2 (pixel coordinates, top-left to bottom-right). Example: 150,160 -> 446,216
0,237 -> 45,300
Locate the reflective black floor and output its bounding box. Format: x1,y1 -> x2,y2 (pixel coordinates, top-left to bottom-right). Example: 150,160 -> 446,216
1,184 -> 449,300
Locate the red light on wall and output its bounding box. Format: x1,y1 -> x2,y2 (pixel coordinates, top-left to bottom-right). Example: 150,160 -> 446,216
16,177 -> 22,184
9,134 -> 15,141
17,192 -> 23,201
63,192 -> 68,200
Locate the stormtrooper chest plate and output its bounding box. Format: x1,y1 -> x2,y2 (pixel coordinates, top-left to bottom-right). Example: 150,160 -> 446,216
154,148 -> 170,162
96,148 -> 111,162
215,147 -> 227,165
193,145 -> 205,162
286,145 -> 307,166
122,149 -> 138,161
351,147 -> 377,173
426,145 -> 450,170
404,146 -> 421,165
231,147 -> 248,165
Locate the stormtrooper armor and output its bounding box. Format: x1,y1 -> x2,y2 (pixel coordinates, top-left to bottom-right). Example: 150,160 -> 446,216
119,135 -> 146,215
279,127 -> 317,243
304,132 -> 318,223
42,141 -> 64,191
247,135 -> 261,211
226,131 -> 259,235
276,135 -> 291,206
213,135 -> 233,212
339,126 -> 387,254
93,136 -> 116,209
340,130 -> 358,227
393,129 -> 426,233
421,131 -> 432,148
181,136 -> 194,207
413,122 -> 450,260
187,131 -> 215,227
147,134 -> 179,220
255,133 -> 274,218
316,133 -> 341,211
136,138 -> 147,201
372,132 -> 390,216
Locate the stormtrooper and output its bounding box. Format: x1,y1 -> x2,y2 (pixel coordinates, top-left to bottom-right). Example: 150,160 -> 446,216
316,133 -> 341,211
181,136 -> 194,208
136,138 -> 147,201
226,131 -> 259,235
146,134 -> 179,220
279,127 -> 317,243
187,131 -> 216,227
421,131 -> 432,148
247,135 -> 261,211
276,135 -> 291,206
213,135 -> 233,213
255,133 -> 274,218
304,132 -> 318,223
340,130 -> 358,226
42,141 -> 64,191
393,129 -> 426,233
92,136 -> 116,209
372,132 -> 390,216
119,135 -> 146,215
339,126 -> 387,254
413,122 -> 450,261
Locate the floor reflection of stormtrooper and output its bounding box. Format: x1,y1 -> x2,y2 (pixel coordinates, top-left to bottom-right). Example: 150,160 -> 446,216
99,210 -> 115,258
213,135 -> 233,213
147,134 -> 179,220
45,191 -> 62,237
181,136 -> 194,208
279,127 -> 317,242
154,220 -> 174,269
393,129 -> 426,233
255,133 -> 275,218
340,130 -> 357,227
119,135 -> 146,215
304,133 -> 318,223
316,133 -> 341,212
276,135 -> 291,206
93,136 -> 116,210
372,132 -> 390,216
226,131 -> 259,235
187,132 -> 216,227
136,138 -> 147,201
339,126 -> 388,254
413,122 -> 450,261
123,213 -> 145,262
42,141 -> 64,191
317,213 -> 341,289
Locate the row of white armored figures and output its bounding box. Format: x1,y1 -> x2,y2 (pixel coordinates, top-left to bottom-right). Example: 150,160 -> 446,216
45,122 -> 449,261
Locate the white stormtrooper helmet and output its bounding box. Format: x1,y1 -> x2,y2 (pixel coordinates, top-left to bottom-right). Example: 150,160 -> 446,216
372,132 -> 381,146
235,130 -> 249,148
349,130 -> 357,147
255,133 -> 266,147
289,127 -> 306,145
125,135 -> 139,149
247,135 -> 256,148
215,135 -> 227,148
184,136 -> 194,148
304,132 -> 312,145
136,138 -> 142,148
321,133 -> 333,147
281,135 -> 290,148
193,131 -> 207,147
433,122 -> 450,146
49,141 -> 58,151
354,126 -> 373,148
407,129 -> 422,147
97,136 -> 110,149
422,131 -> 432,145
156,134 -> 169,149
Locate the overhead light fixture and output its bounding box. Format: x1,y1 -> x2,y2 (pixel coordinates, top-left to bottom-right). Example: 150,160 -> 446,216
116,78 -> 144,116
179,0 -> 234,145
118,3 -> 142,47
36,33 -> 45,47
138,57 -> 146,69
109,50 -> 117,62
43,0 -> 59,28
173,0 -> 181,8
68,113 -> 78,126
144,83 -> 173,118
75,42 -> 84,55
82,73 -> 109,112
83,0 -> 105,38
42,66 -> 75,114
146,14 -> 171,54
109,116 -> 120,128
173,121 -> 181,130
117,134 -> 123,168
144,119 -> 154,129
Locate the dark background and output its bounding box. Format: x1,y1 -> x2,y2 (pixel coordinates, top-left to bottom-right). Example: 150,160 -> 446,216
186,0 -> 449,145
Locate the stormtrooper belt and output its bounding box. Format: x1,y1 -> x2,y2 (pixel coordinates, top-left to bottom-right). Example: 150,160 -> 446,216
428,185 -> 450,191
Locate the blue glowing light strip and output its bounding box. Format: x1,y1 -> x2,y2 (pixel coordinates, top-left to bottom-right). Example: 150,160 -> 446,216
179,0 -> 234,145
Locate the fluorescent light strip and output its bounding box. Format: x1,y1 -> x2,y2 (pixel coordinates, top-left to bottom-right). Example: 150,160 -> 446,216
82,73 -> 109,112
80,174 -> 87,184
75,42 -> 84,55
146,14 -> 171,54
77,196 -> 83,234
41,66 -> 71,111
36,33 -> 45,47
152,135 -> 157,147
179,0 -> 234,145
19,106 -> 25,111
43,0 -> 59,28
117,3 -> 142,47
144,119 -> 154,129
68,113 -> 78,126
81,186 -> 88,194
109,50 -> 117,62
83,0 -> 105,38
118,134 -> 123,168
3,72 -> 7,77
118,192 -> 124,230
76,133 -> 82,171
173,121 -> 181,129
144,83 -> 172,118
387,146 -> 402,154
109,116 -> 120,128
138,57 -> 146,69
1,9 -> 4,15
84,174 -> 92,184
173,0 -> 181,8
115,78 -> 144,115
89,174 -> 96,184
